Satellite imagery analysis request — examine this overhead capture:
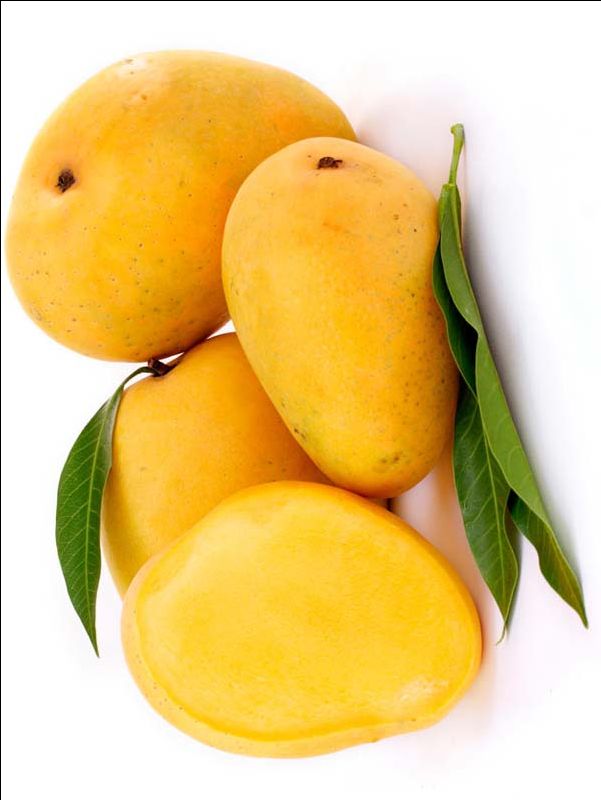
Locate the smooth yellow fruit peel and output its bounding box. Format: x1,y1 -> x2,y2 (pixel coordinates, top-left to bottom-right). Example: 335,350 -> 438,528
7,52 -> 354,361
102,333 -> 326,594
223,136 -> 457,497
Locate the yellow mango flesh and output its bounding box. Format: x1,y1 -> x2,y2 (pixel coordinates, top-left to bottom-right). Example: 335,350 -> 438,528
223,137 -> 457,497
6,52 -> 354,361
122,482 -> 481,757
102,334 -> 325,594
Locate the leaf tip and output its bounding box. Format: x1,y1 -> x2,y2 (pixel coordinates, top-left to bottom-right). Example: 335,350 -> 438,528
495,603 -> 514,645
86,624 -> 100,657
572,584 -> 588,628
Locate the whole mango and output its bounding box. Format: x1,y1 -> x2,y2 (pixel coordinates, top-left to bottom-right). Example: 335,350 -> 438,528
223,137 -> 457,497
102,333 -> 326,593
6,52 -> 354,360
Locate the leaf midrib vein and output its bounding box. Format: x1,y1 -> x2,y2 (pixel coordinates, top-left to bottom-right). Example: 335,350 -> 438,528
79,405 -> 111,633
482,431 -> 511,608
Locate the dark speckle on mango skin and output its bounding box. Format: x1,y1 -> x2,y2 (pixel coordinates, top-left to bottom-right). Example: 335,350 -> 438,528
293,426 -> 308,442
375,453 -> 403,473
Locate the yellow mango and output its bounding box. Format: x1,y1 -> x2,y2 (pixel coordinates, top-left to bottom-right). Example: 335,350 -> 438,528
6,52 -> 354,361
223,137 -> 457,497
122,481 -> 481,757
102,334 -> 325,594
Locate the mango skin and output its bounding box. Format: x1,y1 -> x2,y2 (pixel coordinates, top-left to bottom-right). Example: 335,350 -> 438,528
102,334 -> 326,594
223,137 -> 458,497
5,52 -> 355,361
122,481 -> 481,757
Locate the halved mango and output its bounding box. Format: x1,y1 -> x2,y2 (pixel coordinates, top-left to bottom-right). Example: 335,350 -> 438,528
122,482 -> 481,757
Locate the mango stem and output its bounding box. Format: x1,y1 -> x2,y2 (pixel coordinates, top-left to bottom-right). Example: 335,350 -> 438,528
448,124 -> 465,185
147,357 -> 175,376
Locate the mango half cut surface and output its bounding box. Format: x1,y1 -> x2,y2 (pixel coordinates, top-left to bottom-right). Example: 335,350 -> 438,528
122,482 -> 481,757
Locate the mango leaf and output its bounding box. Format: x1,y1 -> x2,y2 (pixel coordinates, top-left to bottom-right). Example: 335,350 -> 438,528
438,173 -> 483,332
510,494 -> 587,625
439,186 -> 549,523
56,366 -> 155,654
474,341 -> 548,524
453,383 -> 518,626
435,123 -> 586,625
432,245 -> 477,394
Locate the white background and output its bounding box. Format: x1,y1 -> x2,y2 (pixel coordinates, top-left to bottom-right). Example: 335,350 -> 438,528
2,2 -> 600,798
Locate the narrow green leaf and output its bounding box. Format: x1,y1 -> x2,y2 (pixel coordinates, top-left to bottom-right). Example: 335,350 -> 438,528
439,129 -> 546,519
453,383 -> 518,625
435,123 -> 587,625
439,129 -> 484,336
509,494 -> 588,626
433,244 -> 477,394
475,340 -> 548,524
56,366 -> 154,654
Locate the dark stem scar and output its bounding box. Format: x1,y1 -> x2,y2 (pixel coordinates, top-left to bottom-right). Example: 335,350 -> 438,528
147,357 -> 175,376
317,156 -> 343,169
56,169 -> 76,193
